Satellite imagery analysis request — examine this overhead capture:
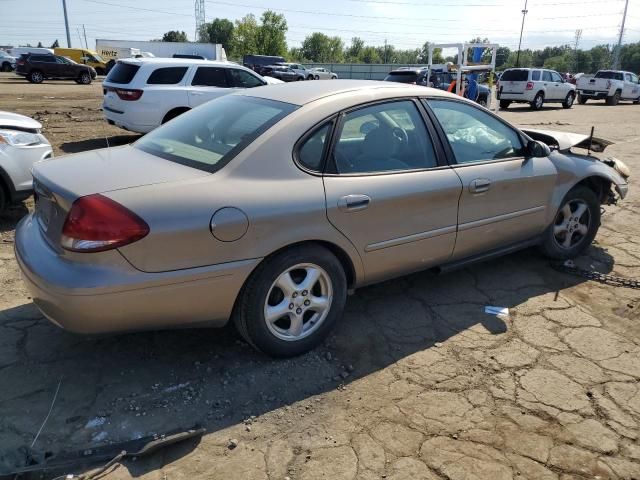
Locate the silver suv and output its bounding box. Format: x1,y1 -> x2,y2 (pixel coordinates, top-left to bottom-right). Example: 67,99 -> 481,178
498,68 -> 576,110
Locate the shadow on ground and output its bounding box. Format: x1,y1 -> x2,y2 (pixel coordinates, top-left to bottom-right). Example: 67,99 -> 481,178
60,134 -> 140,154
0,245 -> 614,478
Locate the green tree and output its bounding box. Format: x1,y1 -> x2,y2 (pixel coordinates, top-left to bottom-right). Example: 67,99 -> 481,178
361,46 -> 381,64
346,37 -> 365,62
199,18 -> 234,56
232,14 -> 259,59
50,39 -> 59,48
301,32 -> 331,62
257,10 -> 288,56
421,42 -> 444,64
589,45 -> 612,71
37,41 -> 43,48
544,54 -> 571,72
161,30 -> 188,42
495,46 -> 510,69
328,36 -> 344,63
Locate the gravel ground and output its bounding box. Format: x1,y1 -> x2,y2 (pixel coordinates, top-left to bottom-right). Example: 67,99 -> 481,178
0,73 -> 639,479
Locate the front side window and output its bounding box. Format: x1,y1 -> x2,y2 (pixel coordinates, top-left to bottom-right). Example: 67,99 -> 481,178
631,73 -> 639,84
228,69 -> 264,88
428,99 -> 524,164
135,95 -> 296,173
542,71 -> 552,82
333,100 -> 437,174
531,70 -> 541,81
298,122 -> 332,172
625,73 -> 632,82
551,71 -> 563,82
147,67 -> 188,85
192,67 -> 228,87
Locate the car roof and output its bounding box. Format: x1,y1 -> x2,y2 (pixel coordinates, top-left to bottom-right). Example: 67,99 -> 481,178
240,79 -> 456,106
119,58 -> 230,66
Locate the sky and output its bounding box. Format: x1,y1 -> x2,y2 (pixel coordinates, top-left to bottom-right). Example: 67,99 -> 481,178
1,0 -> 639,57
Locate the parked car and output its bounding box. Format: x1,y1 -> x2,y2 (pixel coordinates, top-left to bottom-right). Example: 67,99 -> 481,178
9,47 -> 54,57
15,53 -> 96,84
307,67 -> 338,80
243,54 -> 286,75
102,58 -> 270,133
275,62 -> 309,79
0,111 -> 53,211
0,50 -> 16,72
15,81 -> 629,357
54,47 -> 108,75
262,65 -> 304,82
384,67 -> 428,85
498,68 -> 576,110
576,70 -> 640,105
429,71 -> 490,107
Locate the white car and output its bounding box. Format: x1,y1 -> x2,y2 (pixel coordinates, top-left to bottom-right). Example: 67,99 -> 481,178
0,111 -> 53,211
0,50 -> 16,72
576,70 -> 640,105
498,68 -> 576,110
308,67 -> 338,80
103,58 -> 272,134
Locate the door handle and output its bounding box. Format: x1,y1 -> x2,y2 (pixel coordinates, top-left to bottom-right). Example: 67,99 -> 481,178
338,194 -> 371,212
190,91 -> 203,95
469,178 -> 491,194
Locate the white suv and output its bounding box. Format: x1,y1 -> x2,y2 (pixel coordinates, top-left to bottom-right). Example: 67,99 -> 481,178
102,58 -> 271,134
498,68 -> 576,110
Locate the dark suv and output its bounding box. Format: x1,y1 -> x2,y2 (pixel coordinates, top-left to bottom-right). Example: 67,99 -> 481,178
16,54 -> 96,84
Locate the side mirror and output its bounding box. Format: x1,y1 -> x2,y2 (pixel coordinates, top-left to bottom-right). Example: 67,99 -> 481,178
527,140 -> 551,158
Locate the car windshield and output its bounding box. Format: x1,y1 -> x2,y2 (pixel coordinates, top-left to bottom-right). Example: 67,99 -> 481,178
93,53 -> 105,62
501,69 -> 529,81
134,95 -> 297,173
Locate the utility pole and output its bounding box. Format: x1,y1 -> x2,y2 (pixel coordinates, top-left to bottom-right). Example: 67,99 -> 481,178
83,24 -> 88,50
384,39 -> 388,63
574,29 -> 582,72
62,0 -> 71,47
612,0 -> 629,69
516,0 -> 528,67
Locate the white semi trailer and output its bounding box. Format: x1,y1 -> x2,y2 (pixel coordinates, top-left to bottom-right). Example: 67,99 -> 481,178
95,39 -> 226,61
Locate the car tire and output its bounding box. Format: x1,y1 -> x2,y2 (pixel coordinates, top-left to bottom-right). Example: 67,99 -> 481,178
307,74 -> 314,80
297,77 -> 303,81
539,186 -> 600,260
233,244 -> 347,358
530,92 -> 544,110
577,94 -> 588,104
1,62 -> 11,72
314,75 -> 320,80
162,107 -> 190,124
78,72 -> 92,84
562,91 -> 575,109
28,70 -> 44,84
606,91 -> 620,106
477,96 -> 487,107
95,68 -> 106,76
0,183 -> 6,212
499,100 -> 511,109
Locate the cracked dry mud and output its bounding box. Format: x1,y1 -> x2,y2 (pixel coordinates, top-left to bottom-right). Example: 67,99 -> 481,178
0,75 -> 639,479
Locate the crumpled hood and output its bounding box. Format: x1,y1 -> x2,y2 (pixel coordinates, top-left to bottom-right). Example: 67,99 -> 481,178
0,111 -> 42,132
521,128 -> 613,153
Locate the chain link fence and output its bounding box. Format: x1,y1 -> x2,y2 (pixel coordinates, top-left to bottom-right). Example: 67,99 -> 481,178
302,63 -> 428,80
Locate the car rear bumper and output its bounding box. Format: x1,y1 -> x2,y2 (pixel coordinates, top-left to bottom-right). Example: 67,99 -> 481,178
498,92 -> 534,101
15,213 -> 260,334
579,90 -> 608,99
103,107 -> 155,134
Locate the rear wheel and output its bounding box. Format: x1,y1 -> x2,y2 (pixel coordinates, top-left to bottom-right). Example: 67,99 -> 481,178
233,244 -> 347,357
477,95 -> 487,107
562,91 -> 575,109
78,72 -> 92,84
296,76 -> 303,81
499,100 -> 511,109
540,186 -> 600,260
307,74 -> 314,80
530,92 -> 544,110
162,107 -> 190,124
0,182 -> 6,212
577,94 -> 588,104
1,62 -> 11,72
606,91 -> 620,106
28,70 -> 43,84
95,67 -> 106,76
314,75 -> 320,80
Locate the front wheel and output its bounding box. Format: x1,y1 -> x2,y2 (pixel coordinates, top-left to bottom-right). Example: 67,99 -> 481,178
233,245 -> 347,357
499,100 -> 511,109
314,75 -> 320,80
577,94 -> 588,104
78,72 -> 92,84
562,92 -> 575,109
606,91 -> 620,106
530,92 -> 544,110
539,186 -> 600,260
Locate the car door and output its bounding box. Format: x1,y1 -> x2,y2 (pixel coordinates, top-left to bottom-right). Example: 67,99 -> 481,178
322,99 -> 463,284
34,55 -> 57,77
425,98 -> 558,260
622,73 -> 638,99
540,70 -> 556,99
56,56 -> 76,78
550,70 -> 566,100
187,66 -> 230,107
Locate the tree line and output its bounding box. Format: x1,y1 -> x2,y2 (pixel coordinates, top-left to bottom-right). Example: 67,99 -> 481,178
157,11 -> 640,73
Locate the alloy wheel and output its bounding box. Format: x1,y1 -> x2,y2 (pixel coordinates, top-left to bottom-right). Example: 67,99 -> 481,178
535,94 -> 543,109
264,263 -> 333,341
553,199 -> 590,249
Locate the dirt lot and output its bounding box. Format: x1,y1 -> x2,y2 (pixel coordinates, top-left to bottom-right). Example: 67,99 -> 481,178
1,72 -> 640,479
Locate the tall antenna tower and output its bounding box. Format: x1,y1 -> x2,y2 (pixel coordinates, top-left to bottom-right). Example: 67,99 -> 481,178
195,0 -> 205,41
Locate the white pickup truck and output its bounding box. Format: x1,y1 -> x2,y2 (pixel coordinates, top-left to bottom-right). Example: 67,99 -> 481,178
576,70 -> 640,105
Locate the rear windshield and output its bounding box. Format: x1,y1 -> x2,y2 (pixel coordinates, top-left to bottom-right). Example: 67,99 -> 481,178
595,71 -> 624,81
134,95 -> 297,173
384,71 -> 419,83
501,69 -> 529,81
106,62 -> 141,84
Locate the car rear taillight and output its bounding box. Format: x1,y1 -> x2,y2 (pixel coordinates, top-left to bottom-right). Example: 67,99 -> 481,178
17,59 -> 25,66
114,88 -> 143,101
526,81 -> 534,90
61,194 -> 149,252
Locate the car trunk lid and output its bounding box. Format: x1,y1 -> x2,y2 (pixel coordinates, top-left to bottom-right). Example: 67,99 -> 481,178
32,145 -> 208,251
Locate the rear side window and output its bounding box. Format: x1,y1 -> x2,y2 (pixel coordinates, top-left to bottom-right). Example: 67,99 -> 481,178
501,69 -> 528,81
192,67 -> 228,87
134,96 -> 297,173
384,71 -> 418,83
531,70 -> 541,81
298,122 -> 332,172
31,55 -> 55,63
106,63 -> 141,84
147,67 -> 188,85
228,69 -> 264,88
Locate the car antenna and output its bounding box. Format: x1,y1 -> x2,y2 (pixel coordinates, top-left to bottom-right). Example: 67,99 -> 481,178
587,126 -> 594,156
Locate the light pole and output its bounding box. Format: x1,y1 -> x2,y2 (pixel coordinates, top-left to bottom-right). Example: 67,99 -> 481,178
62,0 -> 71,47
516,0 -> 528,67
612,0 -> 629,69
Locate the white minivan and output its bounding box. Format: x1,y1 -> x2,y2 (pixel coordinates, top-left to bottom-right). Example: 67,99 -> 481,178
498,68 -> 576,110
102,58 -> 273,134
